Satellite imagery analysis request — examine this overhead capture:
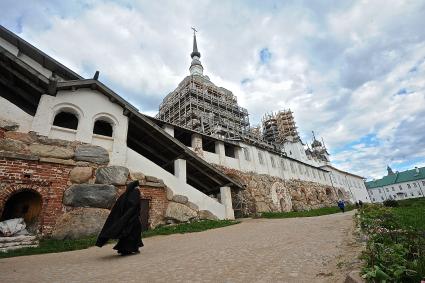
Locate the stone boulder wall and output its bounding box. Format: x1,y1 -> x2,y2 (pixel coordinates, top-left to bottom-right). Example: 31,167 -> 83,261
215,165 -> 341,215
74,145 -> 109,164
29,144 -> 74,159
95,166 -> 129,185
165,202 -> 198,223
51,208 -> 110,240
69,167 -> 93,184
165,196 -> 218,223
63,184 -> 118,209
0,138 -> 28,153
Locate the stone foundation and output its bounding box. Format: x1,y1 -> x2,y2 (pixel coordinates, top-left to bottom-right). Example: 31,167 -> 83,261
215,166 -> 350,217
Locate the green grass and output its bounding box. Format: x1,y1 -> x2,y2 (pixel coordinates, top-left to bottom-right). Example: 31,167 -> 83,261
393,198 -> 425,231
261,205 -> 354,218
143,219 -> 240,237
0,236 -> 97,259
0,220 -> 239,259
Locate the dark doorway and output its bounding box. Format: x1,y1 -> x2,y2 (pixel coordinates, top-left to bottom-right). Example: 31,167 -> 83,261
140,199 -> 150,232
1,190 -> 42,226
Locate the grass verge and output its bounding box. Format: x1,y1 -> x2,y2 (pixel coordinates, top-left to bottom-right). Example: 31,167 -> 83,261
0,219 -> 239,259
261,205 -> 354,218
358,198 -> 425,282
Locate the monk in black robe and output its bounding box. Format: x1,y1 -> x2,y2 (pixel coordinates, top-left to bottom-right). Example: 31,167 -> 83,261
96,180 -> 143,255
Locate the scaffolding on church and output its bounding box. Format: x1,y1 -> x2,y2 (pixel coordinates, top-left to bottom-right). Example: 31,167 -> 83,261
261,110 -> 300,144
157,75 -> 251,139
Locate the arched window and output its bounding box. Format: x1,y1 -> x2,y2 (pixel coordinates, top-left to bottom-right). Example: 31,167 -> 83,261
53,112 -> 78,130
93,120 -> 113,137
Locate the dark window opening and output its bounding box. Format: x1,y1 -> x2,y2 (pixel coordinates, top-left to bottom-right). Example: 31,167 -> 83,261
225,144 -> 235,158
174,130 -> 192,147
202,138 -> 216,153
93,120 -> 113,137
53,112 -> 78,130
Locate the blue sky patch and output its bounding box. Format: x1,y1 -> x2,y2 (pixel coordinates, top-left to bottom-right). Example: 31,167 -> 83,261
259,48 -> 271,64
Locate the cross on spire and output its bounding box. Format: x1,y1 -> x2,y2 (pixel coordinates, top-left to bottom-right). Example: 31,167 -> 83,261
191,26 -> 197,35
190,27 -> 201,59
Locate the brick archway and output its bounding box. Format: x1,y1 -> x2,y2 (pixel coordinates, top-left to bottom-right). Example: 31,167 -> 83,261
0,184 -> 50,234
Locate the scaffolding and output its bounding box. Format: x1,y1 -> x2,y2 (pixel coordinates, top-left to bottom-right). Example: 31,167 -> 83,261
157,75 -> 250,139
261,110 -> 300,144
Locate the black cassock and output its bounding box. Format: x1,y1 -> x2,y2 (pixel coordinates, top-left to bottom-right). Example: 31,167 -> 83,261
96,180 -> 143,254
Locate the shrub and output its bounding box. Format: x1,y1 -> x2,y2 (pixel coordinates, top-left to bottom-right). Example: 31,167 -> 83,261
383,199 -> 399,207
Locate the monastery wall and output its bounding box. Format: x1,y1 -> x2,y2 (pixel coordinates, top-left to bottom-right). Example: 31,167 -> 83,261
215,165 -> 349,216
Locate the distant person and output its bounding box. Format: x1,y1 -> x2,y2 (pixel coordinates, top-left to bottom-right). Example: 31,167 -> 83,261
337,199 -> 345,213
358,200 -> 363,208
96,180 -> 143,255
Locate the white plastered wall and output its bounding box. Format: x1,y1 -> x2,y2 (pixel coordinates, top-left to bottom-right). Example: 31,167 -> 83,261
0,96 -> 34,132
126,148 -> 227,219
31,89 -> 128,165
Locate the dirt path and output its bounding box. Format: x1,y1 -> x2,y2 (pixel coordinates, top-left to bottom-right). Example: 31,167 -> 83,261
0,210 -> 362,283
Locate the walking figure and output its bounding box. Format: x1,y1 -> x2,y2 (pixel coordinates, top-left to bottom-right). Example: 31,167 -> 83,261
337,199 -> 345,213
96,180 -> 143,255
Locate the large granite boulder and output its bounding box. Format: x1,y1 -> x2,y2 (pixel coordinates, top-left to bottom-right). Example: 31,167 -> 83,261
198,210 -> 218,220
95,166 -> 129,185
0,138 -> 27,152
74,145 -> 109,164
63,184 -> 117,209
166,187 -> 174,201
165,202 -> 197,223
29,144 -> 74,159
51,208 -> 110,240
172,194 -> 188,204
69,167 -> 93,184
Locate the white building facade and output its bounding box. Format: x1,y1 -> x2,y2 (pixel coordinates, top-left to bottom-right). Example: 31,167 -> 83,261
366,166 -> 425,203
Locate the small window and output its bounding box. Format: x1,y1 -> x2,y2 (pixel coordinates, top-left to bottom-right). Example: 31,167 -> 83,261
399,185 -> 402,190
270,156 -> 276,168
407,184 -> 411,189
373,198 -> 376,201
243,148 -> 250,161
419,191 -> 422,195
413,183 -> 417,188
93,120 -> 113,137
202,139 -> 216,153
224,144 -> 235,158
391,187 -> 395,191
258,152 -> 264,165
386,188 -> 389,192
422,181 -> 425,186
379,189 -> 382,193
53,112 -> 78,130
411,193 -> 414,196
370,190 -> 374,195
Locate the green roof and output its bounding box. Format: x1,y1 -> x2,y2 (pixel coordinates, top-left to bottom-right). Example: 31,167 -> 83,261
365,166 -> 425,189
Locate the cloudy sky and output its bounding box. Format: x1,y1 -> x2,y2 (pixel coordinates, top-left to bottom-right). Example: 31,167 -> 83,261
1,0 -> 425,179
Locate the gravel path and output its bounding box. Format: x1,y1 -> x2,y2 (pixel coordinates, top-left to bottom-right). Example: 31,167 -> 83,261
0,210 -> 361,283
